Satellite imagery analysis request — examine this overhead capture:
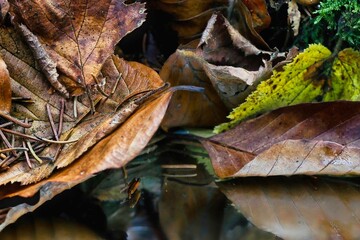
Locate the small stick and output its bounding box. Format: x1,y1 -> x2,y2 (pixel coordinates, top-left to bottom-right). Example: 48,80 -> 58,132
73,96 -> 78,119
92,74 -> 110,98
162,173 -> 197,178
0,147 -> 28,153
161,164 -> 197,169
46,103 -> 59,140
110,74 -> 122,96
0,112 -> 32,128
0,128 -> 40,141
0,129 -> 13,149
58,99 -> 65,136
22,141 -> 32,168
26,141 -> 42,164
34,135 -> 78,144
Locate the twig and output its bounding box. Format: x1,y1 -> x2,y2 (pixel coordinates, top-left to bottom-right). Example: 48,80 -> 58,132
34,135 -> 78,144
0,128 -> 40,141
26,141 -> 42,164
46,103 -> 59,140
22,140 -> 32,168
0,112 -> 32,128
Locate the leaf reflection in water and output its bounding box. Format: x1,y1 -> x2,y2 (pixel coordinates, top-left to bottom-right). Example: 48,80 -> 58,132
218,177 -> 360,240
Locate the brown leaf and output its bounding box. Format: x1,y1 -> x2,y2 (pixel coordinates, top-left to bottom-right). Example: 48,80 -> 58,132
56,57 -> 165,168
148,0 -> 228,43
0,90 -> 173,231
202,101 -> 360,178
242,0 -> 271,32
160,48 -> 228,130
0,216 -> 102,239
0,55 -> 11,113
228,1 -> 272,50
218,177 -> 360,240
9,0 -> 146,95
159,180 -> 226,240
197,13 -> 275,109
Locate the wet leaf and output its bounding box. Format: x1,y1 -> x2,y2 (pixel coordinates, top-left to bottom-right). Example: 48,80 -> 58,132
0,90 -> 173,231
0,216 -> 102,239
160,48 -> 228,130
159,180 -> 226,240
202,101 -> 360,178
0,55 -> 11,114
9,0 -> 146,95
218,177 -> 360,240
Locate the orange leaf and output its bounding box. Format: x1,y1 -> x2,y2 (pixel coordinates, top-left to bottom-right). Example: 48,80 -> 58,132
0,90 -> 173,231
0,55 -> 11,114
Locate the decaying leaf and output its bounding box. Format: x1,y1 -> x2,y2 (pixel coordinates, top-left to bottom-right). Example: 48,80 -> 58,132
216,46 -> 360,133
323,48 -> 360,101
9,0 -> 146,95
148,0 -> 228,42
215,44 -> 332,133
218,177 -> 360,240
202,101 -> 360,178
160,47 -> 228,130
0,90 -> 173,231
0,55 -> 11,114
241,0 -> 271,32
199,13 -> 274,109
288,0 -> 301,36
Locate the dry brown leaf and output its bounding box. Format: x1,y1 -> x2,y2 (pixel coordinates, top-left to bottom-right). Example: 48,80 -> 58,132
241,0 -> 271,32
229,0 -> 272,50
56,56 -> 165,168
202,101 -> 360,178
0,90 -> 173,231
148,0 -> 228,42
0,55 -> 11,113
218,177 -> 360,240
9,0 -> 146,95
160,48 -> 228,130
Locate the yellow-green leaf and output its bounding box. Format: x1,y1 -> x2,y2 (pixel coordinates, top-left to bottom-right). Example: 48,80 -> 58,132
324,48 -> 360,101
215,44 -> 332,133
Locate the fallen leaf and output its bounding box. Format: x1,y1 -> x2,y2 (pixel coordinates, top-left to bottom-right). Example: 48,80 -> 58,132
288,0 -> 301,36
199,13 -> 274,109
0,90 -> 173,231
215,44 -> 331,133
0,55 -> 11,113
202,101 -> 360,178
160,48 -> 228,130
148,0 -> 228,42
9,0 -> 146,95
242,0 -> 271,32
228,0 -> 272,50
218,177 -> 360,240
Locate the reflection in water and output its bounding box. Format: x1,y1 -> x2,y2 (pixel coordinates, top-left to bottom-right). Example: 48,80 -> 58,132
218,177 -> 360,240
